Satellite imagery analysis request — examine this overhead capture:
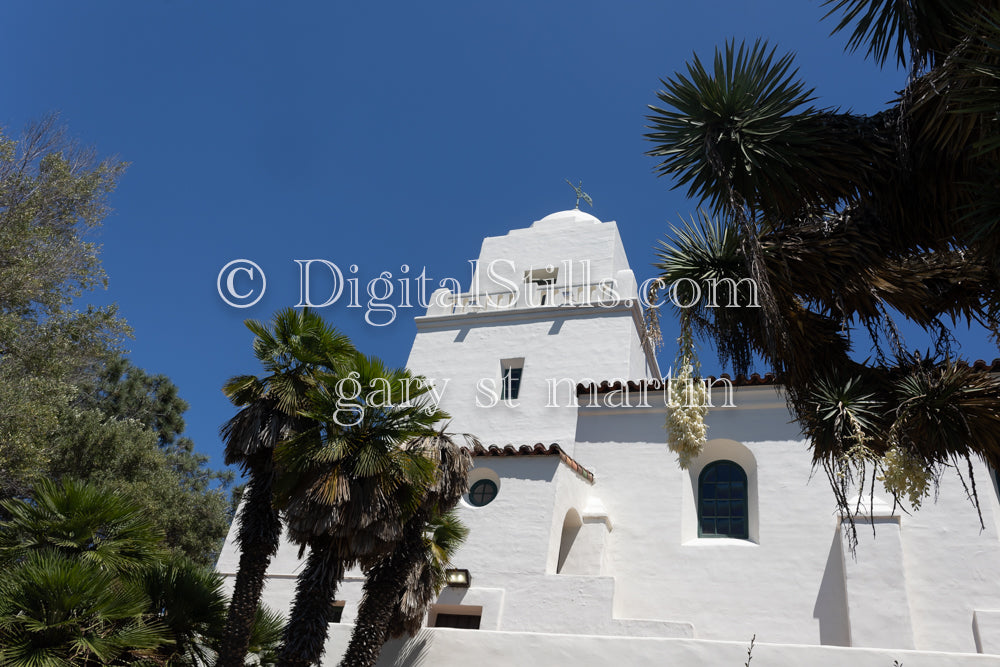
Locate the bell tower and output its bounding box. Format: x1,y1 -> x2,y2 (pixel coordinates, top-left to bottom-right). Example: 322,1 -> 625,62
405,209 -> 659,449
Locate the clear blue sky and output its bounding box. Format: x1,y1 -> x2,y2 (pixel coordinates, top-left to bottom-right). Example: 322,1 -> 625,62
3,1 -> 995,472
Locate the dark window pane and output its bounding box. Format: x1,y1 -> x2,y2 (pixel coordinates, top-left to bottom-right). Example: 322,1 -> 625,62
502,366 -> 523,400
469,479 -> 498,507
698,460 -> 749,539
435,613 -> 482,629
330,605 -> 344,623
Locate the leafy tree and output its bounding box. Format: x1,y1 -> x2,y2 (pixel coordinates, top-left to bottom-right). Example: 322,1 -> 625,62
218,308 -> 354,667
47,405 -> 231,566
0,117 -> 230,565
0,114 -> 128,499
643,0 -> 1000,535
274,355 -> 446,667
76,354 -> 235,564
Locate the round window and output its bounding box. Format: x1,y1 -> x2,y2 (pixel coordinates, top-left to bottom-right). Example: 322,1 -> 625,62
468,479 -> 498,507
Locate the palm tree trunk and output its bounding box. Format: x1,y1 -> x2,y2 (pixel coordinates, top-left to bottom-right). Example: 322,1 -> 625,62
278,534 -> 346,667
339,512 -> 427,667
218,464 -> 283,667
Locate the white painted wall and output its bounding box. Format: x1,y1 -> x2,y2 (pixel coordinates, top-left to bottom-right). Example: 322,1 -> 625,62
217,208 -> 1000,665
405,209 -> 657,446
318,625 -> 1000,667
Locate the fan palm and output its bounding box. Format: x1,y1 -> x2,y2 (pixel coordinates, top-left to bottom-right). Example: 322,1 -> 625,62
340,431 -> 473,667
0,477 -> 165,573
273,354 -> 447,667
0,478 -> 284,666
0,550 -> 170,666
0,480 -> 171,665
218,308 -> 355,667
141,555 -> 285,666
644,1 -> 1000,529
383,509 -> 469,638
341,510 -> 470,667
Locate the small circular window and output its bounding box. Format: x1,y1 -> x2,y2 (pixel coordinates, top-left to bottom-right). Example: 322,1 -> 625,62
468,479 -> 498,507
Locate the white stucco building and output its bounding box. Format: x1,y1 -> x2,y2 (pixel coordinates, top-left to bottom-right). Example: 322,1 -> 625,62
218,209 -> 1000,666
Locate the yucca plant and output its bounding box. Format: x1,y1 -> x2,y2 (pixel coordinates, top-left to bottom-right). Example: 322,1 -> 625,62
645,0 -> 1000,536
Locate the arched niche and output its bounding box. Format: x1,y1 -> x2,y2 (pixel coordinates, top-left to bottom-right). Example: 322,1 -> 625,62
556,508 -> 583,573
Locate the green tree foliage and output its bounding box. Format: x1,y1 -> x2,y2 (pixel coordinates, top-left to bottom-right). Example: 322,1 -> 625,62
0,550 -> 170,666
0,116 -> 233,564
274,354 -> 447,667
0,479 -> 283,666
0,476 -> 166,573
42,366 -> 233,566
643,1 -> 1000,535
0,115 -> 128,498
66,354 -> 235,565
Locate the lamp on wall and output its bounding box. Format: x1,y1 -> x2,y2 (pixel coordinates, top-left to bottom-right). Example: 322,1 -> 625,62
445,568 -> 471,587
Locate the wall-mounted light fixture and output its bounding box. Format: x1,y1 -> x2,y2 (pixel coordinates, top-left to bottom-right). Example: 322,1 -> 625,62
445,568 -> 471,587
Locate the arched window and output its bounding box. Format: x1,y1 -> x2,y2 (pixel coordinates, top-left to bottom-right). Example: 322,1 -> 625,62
698,460 -> 748,539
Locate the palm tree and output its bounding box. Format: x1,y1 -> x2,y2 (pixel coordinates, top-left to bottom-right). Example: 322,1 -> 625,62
273,354 -> 447,667
340,432 -> 473,667
643,0 -> 1000,536
0,550 -> 170,666
218,308 -> 354,667
384,509 -> 469,638
141,555 -> 285,666
0,479 -> 171,665
342,509 -> 470,667
0,478 -> 284,666
0,477 -> 165,573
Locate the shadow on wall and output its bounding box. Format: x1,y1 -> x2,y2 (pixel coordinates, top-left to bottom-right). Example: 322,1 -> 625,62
373,629 -> 435,667
813,527 -> 850,647
557,508 -> 583,573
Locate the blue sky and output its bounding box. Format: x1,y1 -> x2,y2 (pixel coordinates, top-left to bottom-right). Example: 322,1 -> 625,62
4,1 -> 995,472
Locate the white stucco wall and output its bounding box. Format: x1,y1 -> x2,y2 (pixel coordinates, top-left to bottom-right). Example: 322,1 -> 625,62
570,385 -> 1000,653
406,210 -> 657,445
318,625 -> 1000,667
217,208 -> 1000,665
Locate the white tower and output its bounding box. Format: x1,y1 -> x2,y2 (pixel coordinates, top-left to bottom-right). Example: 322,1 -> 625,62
406,209 -> 659,448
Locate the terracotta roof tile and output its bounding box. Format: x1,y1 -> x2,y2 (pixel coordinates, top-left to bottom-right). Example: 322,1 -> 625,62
460,443 -> 595,484
576,359 -> 1000,395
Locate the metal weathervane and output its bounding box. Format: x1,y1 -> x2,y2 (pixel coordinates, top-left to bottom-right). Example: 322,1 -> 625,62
565,179 -> 593,209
